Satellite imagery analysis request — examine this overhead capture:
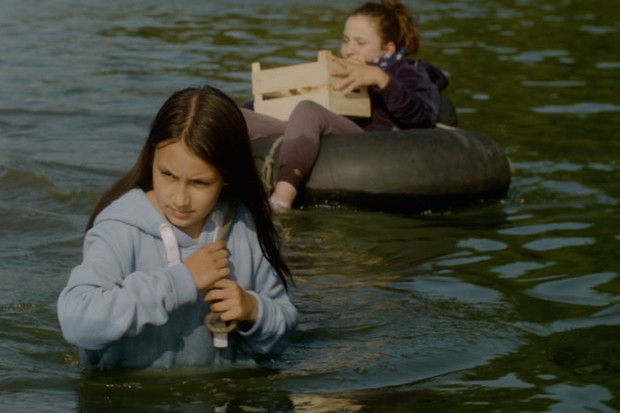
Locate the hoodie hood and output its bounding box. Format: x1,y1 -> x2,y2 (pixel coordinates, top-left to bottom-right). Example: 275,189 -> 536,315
94,188 -> 225,249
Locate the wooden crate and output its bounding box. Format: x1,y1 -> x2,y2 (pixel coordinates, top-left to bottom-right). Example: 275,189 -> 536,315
251,50 -> 371,121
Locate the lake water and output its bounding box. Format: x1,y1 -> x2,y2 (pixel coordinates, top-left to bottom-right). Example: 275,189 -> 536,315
1,0 -> 619,411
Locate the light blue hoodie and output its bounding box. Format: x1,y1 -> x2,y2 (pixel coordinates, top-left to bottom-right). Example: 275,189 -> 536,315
57,189 -> 297,369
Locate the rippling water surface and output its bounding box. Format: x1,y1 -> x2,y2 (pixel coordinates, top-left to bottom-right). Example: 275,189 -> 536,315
1,0 -> 619,411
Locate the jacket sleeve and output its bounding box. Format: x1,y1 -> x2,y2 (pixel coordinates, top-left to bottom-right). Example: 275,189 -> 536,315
375,60 -> 445,128
56,221 -> 198,351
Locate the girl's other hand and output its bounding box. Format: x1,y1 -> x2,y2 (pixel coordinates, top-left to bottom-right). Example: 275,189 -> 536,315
330,55 -> 389,93
184,240 -> 231,292
204,279 -> 259,324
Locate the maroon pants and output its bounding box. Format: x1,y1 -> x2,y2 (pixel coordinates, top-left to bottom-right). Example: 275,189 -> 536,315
242,101 -> 363,189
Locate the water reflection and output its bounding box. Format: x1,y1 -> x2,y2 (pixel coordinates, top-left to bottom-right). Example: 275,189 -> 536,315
274,209 -> 523,393
1,0 -> 619,411
75,369 -> 294,412
528,272 -> 617,306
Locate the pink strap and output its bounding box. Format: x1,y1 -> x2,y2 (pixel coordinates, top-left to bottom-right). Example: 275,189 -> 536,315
159,223 -> 180,266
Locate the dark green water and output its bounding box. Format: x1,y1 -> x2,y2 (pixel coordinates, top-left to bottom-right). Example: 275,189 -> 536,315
1,0 -> 618,411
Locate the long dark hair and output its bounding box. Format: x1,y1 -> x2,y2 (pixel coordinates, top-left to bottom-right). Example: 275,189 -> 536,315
351,0 -> 421,55
88,85 -> 292,286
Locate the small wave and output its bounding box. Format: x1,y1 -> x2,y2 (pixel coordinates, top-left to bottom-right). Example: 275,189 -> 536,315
531,102 -> 620,114
0,166 -> 103,215
502,49 -> 568,64
523,237 -> 595,251
492,261 -> 554,279
499,222 -> 592,236
0,167 -> 53,191
597,61 -> 620,69
526,272 -> 618,306
579,24 -> 617,35
521,80 -> 587,87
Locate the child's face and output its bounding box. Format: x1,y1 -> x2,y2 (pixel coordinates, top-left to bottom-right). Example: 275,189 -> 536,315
149,139 -> 225,240
340,15 -> 394,62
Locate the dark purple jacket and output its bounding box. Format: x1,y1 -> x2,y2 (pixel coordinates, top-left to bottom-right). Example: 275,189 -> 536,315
243,58 -> 449,130
353,59 -> 449,131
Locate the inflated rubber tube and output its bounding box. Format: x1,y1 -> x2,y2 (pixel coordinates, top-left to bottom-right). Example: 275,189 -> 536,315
252,127 -> 511,213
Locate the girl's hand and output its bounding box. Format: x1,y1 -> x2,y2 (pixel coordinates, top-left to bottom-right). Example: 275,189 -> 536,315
184,240 -> 231,292
330,55 -> 390,94
204,279 -> 259,324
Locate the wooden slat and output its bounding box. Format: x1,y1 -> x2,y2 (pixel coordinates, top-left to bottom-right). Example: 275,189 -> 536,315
252,61 -> 330,95
251,50 -> 370,120
254,89 -> 330,121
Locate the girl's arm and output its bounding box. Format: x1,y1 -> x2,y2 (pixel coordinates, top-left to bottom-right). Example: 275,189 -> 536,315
236,247 -> 298,358
57,222 -> 198,350
331,55 -> 442,128
214,210 -> 297,358
375,61 -> 442,128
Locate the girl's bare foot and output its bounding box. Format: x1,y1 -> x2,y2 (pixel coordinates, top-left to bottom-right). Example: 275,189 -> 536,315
269,181 -> 297,213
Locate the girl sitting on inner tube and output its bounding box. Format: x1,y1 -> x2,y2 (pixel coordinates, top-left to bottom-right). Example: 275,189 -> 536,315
241,0 -> 450,212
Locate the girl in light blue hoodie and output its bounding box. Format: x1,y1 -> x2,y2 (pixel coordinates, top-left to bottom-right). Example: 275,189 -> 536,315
58,86 -> 297,369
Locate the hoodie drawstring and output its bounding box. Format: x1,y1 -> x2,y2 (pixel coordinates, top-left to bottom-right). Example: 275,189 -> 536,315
204,201 -> 238,348
158,202 -> 238,349
159,223 -> 180,267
